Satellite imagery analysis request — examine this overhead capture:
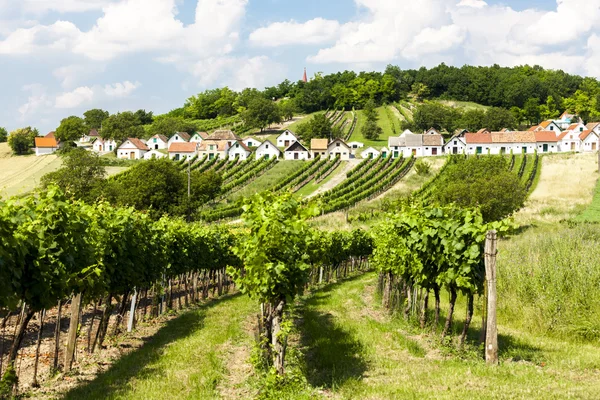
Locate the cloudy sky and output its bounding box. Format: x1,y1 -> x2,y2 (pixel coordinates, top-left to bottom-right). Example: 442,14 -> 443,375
1,0 -> 598,133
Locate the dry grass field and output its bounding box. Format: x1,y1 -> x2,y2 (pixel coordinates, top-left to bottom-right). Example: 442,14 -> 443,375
0,143 -> 62,198
516,152 -> 598,224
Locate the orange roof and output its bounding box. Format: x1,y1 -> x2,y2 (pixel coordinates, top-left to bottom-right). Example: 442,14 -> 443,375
566,123 -> 580,131
539,120 -> 553,129
477,128 -> 490,134
527,125 -> 539,131
557,131 -> 569,140
311,138 -> 328,150
580,130 -> 597,140
464,133 -> 493,144
45,131 -> 55,138
169,142 -> 197,153
128,138 -> 149,150
491,132 -> 536,143
534,131 -> 558,142
35,137 -> 58,148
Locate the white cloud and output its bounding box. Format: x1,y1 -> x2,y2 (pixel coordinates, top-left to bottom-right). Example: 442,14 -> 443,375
18,84 -> 52,120
55,86 -> 95,108
402,24 -> 466,59
103,81 -> 140,97
249,18 -> 340,47
19,0 -> 115,14
457,0 -> 487,8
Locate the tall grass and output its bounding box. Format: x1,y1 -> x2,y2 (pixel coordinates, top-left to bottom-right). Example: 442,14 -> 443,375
498,224 -> 600,340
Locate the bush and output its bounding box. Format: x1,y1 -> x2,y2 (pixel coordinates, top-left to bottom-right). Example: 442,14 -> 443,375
414,159 -> 431,176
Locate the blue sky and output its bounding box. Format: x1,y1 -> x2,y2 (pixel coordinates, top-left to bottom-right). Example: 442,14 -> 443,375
0,0 -> 598,133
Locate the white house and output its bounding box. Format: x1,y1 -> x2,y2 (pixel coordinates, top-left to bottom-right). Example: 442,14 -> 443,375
118,138 -> 149,159
462,131 -> 557,155
534,120 -> 562,133
422,134 -> 444,156
255,139 -> 281,160
92,138 -> 117,153
361,147 -> 380,159
243,137 -> 262,148
327,138 -> 351,160
206,130 -> 242,147
566,122 -> 586,135
310,138 -> 329,159
34,136 -> 60,156
284,141 -> 310,160
198,140 -> 229,160
347,141 -> 364,149
276,130 -> 298,148
534,131 -> 560,154
167,132 -> 191,147
190,132 -> 208,143
443,134 -> 467,155
81,129 -> 100,143
557,130 -> 581,152
168,142 -> 198,161
580,130 -> 599,152
147,134 -> 168,150
380,147 -> 390,158
143,149 -> 168,160
424,127 -> 441,136
228,140 -> 252,161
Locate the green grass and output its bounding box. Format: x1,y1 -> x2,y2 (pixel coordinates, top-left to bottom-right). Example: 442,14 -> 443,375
348,107 -> 396,149
271,273 -> 600,399
575,176 -> 600,222
294,162 -> 345,198
437,100 -> 490,111
62,293 -> 256,400
229,160 -> 307,201
286,112 -> 323,133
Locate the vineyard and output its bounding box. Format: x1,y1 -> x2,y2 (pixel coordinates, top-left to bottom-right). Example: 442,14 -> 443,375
2,150 -> 599,399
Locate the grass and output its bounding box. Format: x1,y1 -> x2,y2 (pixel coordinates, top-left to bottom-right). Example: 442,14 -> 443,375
437,100 -> 490,111
348,107 -> 397,149
273,273 -> 600,399
229,160 -> 307,201
294,161 -> 345,198
62,293 -> 256,400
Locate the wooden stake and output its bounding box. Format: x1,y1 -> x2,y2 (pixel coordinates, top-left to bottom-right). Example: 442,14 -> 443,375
484,230 -> 498,365
127,288 -> 138,333
64,293 -> 82,371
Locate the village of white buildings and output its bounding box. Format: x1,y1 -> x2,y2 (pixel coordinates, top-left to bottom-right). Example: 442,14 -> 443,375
33,111 -> 600,161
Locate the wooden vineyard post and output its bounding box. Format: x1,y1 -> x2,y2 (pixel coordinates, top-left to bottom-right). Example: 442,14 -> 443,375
64,293 -> 82,371
128,288 -> 138,333
484,230 -> 498,365
597,150 -> 600,173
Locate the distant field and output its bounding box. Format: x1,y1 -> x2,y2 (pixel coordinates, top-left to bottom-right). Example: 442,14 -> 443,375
0,143 -> 62,198
437,99 -> 490,111
0,143 -> 127,199
348,107 -> 397,149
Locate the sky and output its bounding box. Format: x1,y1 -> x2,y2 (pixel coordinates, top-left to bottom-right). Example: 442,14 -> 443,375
1,0 -> 599,133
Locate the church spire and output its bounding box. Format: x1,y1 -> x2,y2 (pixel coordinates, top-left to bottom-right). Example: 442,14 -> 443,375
302,67 -> 307,83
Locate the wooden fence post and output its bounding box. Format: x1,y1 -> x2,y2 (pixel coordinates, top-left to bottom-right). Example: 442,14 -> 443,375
127,288 -> 137,333
64,293 -> 82,371
484,230 -> 498,365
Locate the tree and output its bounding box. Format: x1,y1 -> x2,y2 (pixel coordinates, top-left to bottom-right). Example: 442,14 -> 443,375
278,99 -> 297,121
242,97 -> 281,131
430,156 -> 526,222
83,109 -> 109,130
135,109 -> 154,125
104,158 -> 221,219
411,82 -> 430,101
228,192 -> 312,375
524,98 -> 541,124
41,148 -> 106,202
483,107 -> 517,131
147,117 -> 198,137
363,99 -> 378,122
100,112 -> 144,143
55,116 -> 88,143
296,113 -> 332,142
8,127 -> 36,155
362,120 -> 383,140
0,127 -> 7,143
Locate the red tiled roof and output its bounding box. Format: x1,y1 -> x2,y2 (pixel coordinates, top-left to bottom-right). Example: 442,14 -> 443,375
88,129 -> 99,137
169,142 -> 197,152
539,120 -> 553,129
527,125 -> 539,131
35,137 -> 58,148
566,123 -> 580,131
580,130 -> 597,141
464,133 -> 493,144
534,131 -> 558,142
477,128 -> 490,134
128,138 -> 149,150
151,134 -> 168,142
557,131 -> 569,140
491,132 -> 536,143
45,131 -> 55,138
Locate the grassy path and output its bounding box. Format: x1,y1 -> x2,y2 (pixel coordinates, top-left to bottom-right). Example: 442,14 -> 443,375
63,294 -> 255,400
288,273 -> 600,399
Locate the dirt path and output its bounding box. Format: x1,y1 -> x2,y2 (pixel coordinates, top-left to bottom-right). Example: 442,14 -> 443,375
308,159 -> 361,198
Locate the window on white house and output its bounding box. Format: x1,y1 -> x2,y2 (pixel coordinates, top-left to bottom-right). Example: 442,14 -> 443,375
550,126 -> 553,130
